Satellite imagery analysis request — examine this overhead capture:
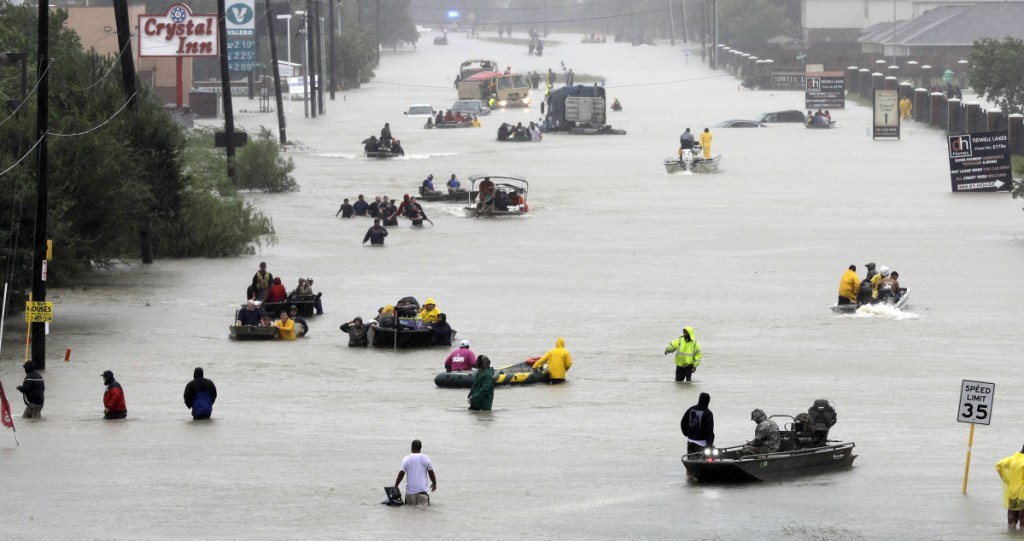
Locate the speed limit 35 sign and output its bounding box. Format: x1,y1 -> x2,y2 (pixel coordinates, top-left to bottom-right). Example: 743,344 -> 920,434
958,380 -> 995,425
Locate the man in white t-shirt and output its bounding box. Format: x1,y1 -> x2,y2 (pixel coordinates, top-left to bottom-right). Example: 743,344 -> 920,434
394,439 -> 437,505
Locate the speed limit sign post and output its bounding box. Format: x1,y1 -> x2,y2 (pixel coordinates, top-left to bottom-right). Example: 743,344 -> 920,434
959,379 -> 995,495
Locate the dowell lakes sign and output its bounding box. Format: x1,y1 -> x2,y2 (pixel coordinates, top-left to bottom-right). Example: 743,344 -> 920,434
139,4 -> 219,57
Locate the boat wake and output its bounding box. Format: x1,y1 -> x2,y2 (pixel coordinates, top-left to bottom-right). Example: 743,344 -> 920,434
847,303 -> 918,320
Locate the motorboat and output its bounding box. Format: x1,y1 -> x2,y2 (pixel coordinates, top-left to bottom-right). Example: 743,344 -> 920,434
664,148 -> 722,174
434,359 -> 549,388
830,289 -> 909,314
682,399 -> 857,483
416,188 -> 479,203
425,119 -> 473,129
463,174 -> 529,217
805,120 -> 837,129
368,319 -> 455,349
365,148 -> 404,159
229,325 -> 279,340
260,296 -> 318,318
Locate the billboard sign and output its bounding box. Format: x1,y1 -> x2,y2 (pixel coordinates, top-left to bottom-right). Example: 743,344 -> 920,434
948,131 -> 1012,192
804,71 -> 845,109
139,4 -> 218,58
873,89 -> 899,139
226,0 -> 257,71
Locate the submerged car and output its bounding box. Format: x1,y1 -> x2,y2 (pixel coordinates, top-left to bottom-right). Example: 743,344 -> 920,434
754,110 -> 806,123
712,119 -> 768,128
452,99 -> 491,116
404,104 -> 436,117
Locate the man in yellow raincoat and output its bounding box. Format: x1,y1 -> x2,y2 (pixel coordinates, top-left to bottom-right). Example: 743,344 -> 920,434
996,445 -> 1024,529
418,298 -> 441,324
699,128 -> 712,160
837,264 -> 861,305
665,326 -> 701,382
532,337 -> 572,384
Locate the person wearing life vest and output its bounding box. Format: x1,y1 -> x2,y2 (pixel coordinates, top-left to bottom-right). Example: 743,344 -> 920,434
664,326 -> 701,382
997,444 -> 1024,529
837,264 -> 860,305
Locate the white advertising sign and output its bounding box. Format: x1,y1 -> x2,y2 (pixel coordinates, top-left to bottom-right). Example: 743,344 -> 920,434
139,4 -> 219,58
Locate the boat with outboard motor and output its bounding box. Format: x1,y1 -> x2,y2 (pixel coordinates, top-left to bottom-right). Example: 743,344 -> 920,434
831,289 -> 909,314
367,318 -> 456,349
664,147 -> 722,174
805,120 -> 837,129
682,399 -> 857,483
434,359 -> 549,388
229,324 -> 279,340
424,119 -> 473,129
463,174 -> 529,217
416,188 -> 479,203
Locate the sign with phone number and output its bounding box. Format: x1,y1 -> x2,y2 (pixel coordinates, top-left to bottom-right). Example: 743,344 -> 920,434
24,301 -> 53,323
958,379 -> 994,425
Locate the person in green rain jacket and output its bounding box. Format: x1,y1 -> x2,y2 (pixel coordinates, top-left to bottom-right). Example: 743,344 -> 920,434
468,356 -> 495,411
664,326 -> 701,382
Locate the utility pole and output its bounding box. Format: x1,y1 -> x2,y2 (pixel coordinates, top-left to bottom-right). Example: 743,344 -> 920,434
217,0 -> 237,179
112,0 -> 137,111
328,0 -> 336,100
668,0 -> 676,46
265,0 -> 287,144
305,0 -> 317,117
314,0 -> 324,114
31,0 -> 50,370
680,0 -> 688,43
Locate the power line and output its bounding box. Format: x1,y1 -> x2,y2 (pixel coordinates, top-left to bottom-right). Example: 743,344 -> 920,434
0,62 -> 50,130
411,5 -> 671,27
49,91 -> 138,138
50,36 -> 134,93
0,135 -> 45,179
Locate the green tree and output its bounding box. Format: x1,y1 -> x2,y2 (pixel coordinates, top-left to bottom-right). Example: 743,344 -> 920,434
335,22 -> 380,88
969,37 -> 1024,115
718,0 -> 795,53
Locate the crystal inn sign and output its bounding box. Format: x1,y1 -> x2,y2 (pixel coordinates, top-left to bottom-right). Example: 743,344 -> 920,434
138,4 -> 219,57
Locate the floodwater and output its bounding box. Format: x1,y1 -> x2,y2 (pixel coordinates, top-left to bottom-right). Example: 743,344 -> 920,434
3,30 -> 1024,540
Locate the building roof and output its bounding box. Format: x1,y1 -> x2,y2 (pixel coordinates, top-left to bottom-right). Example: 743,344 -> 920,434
860,3 -> 1024,47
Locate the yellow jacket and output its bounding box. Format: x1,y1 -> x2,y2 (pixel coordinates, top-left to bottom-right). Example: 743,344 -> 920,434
871,274 -> 882,299
665,327 -> 701,368
997,452 -> 1024,509
699,131 -> 712,159
418,297 -> 441,323
275,318 -> 296,340
534,337 -> 573,379
837,269 -> 861,302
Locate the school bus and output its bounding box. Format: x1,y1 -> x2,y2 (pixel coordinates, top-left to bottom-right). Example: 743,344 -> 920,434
457,71 -> 532,107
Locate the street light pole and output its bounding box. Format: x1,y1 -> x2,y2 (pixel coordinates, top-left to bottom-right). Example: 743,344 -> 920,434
276,14 -> 291,63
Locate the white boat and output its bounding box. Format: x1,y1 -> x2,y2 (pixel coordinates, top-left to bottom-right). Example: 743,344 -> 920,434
664,148 -> 722,174
830,289 -> 910,314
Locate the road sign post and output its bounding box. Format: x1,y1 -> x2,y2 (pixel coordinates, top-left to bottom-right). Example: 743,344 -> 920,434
958,379 -> 995,495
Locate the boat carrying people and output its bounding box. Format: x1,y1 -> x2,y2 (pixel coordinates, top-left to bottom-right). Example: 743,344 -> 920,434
364,297 -> 456,349
831,264 -> 909,313
682,399 -> 856,483
434,358 -> 549,388
463,174 -> 529,217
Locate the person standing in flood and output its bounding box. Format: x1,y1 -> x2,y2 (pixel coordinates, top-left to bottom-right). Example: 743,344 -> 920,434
532,337 -> 573,384
363,218 -> 388,245
183,367 -> 218,420
16,361 -> 44,419
102,370 -> 127,420
996,445 -> 1024,529
468,356 -> 495,411
664,326 -> 702,382
394,439 -> 437,506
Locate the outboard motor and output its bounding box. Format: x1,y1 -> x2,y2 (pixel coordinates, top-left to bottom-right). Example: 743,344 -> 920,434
680,149 -> 695,173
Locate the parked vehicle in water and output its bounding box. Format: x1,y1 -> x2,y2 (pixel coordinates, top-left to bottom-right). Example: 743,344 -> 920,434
543,85 -> 625,134
754,109 -> 806,123
458,58 -> 498,81
404,104 -> 436,117
712,119 -> 768,128
452,99 -> 491,116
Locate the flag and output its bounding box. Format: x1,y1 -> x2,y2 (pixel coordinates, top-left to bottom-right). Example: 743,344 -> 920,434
0,380 -> 14,429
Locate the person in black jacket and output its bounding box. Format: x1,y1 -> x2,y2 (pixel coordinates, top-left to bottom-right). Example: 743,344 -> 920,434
183,367 -> 217,420
429,313 -> 454,346
17,361 -> 44,419
681,392 -> 715,455
363,218 -> 388,245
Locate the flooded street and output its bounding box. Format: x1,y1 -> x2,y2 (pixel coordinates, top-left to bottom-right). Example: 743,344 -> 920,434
3,30 -> 1024,540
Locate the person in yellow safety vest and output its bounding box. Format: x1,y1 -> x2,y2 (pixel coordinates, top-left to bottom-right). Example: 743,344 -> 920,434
997,445 -> 1024,530
532,337 -> 572,384
699,128 -> 712,160
837,264 -> 861,305
488,96 -> 496,108
664,326 -> 701,382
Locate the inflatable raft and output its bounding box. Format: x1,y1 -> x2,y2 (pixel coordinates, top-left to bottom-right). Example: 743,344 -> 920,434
434,360 -> 549,388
